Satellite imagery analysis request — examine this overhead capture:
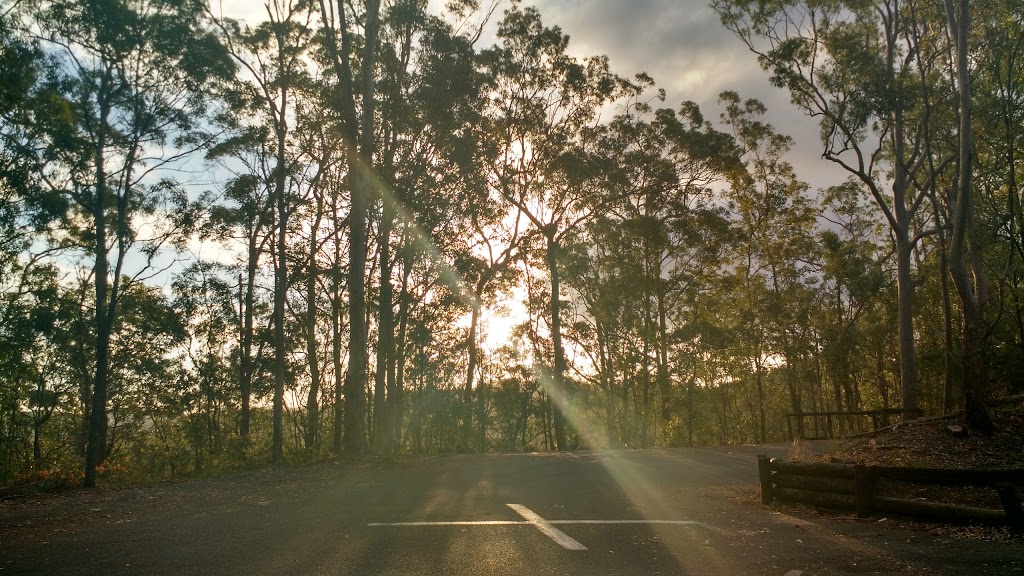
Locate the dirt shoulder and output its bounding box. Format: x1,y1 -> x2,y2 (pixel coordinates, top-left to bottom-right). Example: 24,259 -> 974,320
778,406 -> 1024,541
816,407 -> 1024,469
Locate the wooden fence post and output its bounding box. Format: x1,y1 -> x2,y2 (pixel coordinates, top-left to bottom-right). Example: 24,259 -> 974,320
854,464 -> 876,518
758,455 -> 774,505
996,483 -> 1024,532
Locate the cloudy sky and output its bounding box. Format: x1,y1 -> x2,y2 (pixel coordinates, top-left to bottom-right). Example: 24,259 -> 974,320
520,0 -> 839,190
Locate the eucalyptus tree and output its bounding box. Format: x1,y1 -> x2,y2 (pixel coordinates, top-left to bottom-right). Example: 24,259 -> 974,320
101,281 -> 187,465
172,261 -> 239,466
284,70 -> 351,456
943,0 -> 993,432
714,0 -> 949,418
972,0 -> 1024,404
479,6 -> 632,450
561,217 -> 630,446
293,136 -> 341,457
0,21 -> 70,477
718,91 -> 816,442
558,96 -> 735,446
594,93 -> 739,446
974,0 -> 1024,265
487,339 -> 543,451
215,0 -> 313,462
14,0 -> 231,486
0,9 -> 74,275
408,22 -> 518,450
316,0 -> 383,457
372,1 -> 436,454
357,3 -> 494,453
443,193 -> 524,449
205,171 -> 273,441
668,207 -> 734,445
816,182 -> 888,422
0,267 -> 67,477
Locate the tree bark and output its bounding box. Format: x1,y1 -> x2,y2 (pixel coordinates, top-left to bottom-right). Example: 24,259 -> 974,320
344,165 -> 369,456
945,0 -> 992,433
374,206 -> 394,454
271,89 -> 289,465
85,75 -> 112,489
239,226 -> 258,440
463,298 -> 481,450
656,285 -> 672,445
317,0 -> 381,458
331,187 -> 345,454
546,233 -> 568,451
894,230 -> 918,419
391,259 -> 411,454
304,200 -> 324,454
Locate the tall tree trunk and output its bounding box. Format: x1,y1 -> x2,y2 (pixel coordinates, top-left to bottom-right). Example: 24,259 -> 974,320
463,298 -> 481,450
894,228 -> 918,419
546,233 -> 567,451
597,321 -> 614,447
686,372 -> 695,447
271,103 -> 289,465
385,294 -> 399,446
344,165 -> 369,456
239,234 -> 257,440
945,0 -> 992,433
640,278 -> 652,448
391,261 -> 411,454
85,80 -> 112,489
343,0 -> 381,457
939,231 -> 956,414
755,356 -> 766,444
304,203 -> 324,454
317,0 -> 381,458
374,207 -> 394,454
890,83 -> 920,420
656,286 -> 672,445
331,214 -> 344,456
640,224 -> 654,448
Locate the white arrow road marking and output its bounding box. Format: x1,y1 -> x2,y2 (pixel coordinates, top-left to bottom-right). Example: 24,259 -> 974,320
506,504 -> 588,550
784,570 -> 804,576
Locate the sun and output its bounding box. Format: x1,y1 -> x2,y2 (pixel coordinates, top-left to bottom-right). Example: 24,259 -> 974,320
478,304 -> 522,355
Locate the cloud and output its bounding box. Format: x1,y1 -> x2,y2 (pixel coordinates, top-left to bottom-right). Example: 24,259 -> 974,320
531,0 -> 842,190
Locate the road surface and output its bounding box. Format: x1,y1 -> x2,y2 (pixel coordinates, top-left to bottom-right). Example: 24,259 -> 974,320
2,445 -> 1021,575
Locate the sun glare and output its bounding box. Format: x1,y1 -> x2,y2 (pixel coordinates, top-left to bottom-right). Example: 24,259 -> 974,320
456,296 -> 528,364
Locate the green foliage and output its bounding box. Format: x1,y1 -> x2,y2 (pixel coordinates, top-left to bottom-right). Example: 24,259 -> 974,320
4,0 -> 1024,488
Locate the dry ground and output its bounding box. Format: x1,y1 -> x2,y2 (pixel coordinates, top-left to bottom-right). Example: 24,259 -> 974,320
780,406 -> 1024,541
819,407 -> 1024,470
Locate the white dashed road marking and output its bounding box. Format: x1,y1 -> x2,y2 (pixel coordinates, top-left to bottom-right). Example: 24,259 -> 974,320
368,520 -> 523,526
369,504 -> 724,550
506,504 -> 588,550
547,519 -> 728,535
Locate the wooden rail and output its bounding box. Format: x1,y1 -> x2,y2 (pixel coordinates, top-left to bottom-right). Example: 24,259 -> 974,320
758,456 -> 1024,530
786,408 -> 924,440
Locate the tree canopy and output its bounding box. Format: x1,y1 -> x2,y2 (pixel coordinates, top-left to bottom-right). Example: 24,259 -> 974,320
1,0 -> 1021,488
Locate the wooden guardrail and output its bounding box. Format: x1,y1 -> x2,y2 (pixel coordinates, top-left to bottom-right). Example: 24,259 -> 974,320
757,456 -> 1024,530
786,408 -> 924,440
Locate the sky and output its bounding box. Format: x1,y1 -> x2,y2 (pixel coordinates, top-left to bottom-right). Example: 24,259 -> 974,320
520,0 -> 839,191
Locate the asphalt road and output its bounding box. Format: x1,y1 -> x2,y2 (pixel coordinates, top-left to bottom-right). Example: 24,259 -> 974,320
2,445 -> 1022,575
